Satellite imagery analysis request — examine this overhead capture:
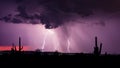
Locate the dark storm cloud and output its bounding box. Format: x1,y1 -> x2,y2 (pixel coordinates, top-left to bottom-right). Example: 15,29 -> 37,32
0,0 -> 120,28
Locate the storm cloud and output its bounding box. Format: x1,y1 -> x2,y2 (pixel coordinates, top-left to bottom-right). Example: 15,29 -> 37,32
0,0 -> 120,28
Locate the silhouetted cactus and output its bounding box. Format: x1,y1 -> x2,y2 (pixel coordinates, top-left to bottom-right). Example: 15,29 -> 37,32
99,43 -> 102,54
19,37 -> 23,52
12,43 -> 17,51
11,43 -> 17,54
94,36 -> 102,56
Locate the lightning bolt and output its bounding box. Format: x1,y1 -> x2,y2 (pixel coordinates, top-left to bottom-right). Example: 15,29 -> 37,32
41,32 -> 48,50
67,39 -> 70,53
41,29 -> 55,51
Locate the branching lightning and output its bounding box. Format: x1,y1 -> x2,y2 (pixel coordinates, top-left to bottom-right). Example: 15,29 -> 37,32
41,29 -> 58,51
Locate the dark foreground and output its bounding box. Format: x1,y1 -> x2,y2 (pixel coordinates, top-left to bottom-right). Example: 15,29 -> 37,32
0,51 -> 120,67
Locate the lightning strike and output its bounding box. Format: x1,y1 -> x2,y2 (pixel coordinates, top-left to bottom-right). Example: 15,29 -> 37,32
67,39 -> 70,53
41,31 -> 48,50
41,29 -> 59,51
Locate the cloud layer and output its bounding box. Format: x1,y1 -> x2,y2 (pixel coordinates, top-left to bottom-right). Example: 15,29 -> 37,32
0,0 -> 120,28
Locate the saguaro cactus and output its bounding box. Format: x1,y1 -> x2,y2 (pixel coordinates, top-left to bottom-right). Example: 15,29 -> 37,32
11,43 -> 17,51
19,37 -> 23,52
94,36 -> 102,56
99,43 -> 102,55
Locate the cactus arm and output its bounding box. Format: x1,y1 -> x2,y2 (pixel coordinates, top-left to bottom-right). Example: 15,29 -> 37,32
99,43 -> 102,55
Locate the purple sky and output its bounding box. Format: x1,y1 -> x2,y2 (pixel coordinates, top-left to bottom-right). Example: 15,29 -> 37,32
0,0 -> 120,54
